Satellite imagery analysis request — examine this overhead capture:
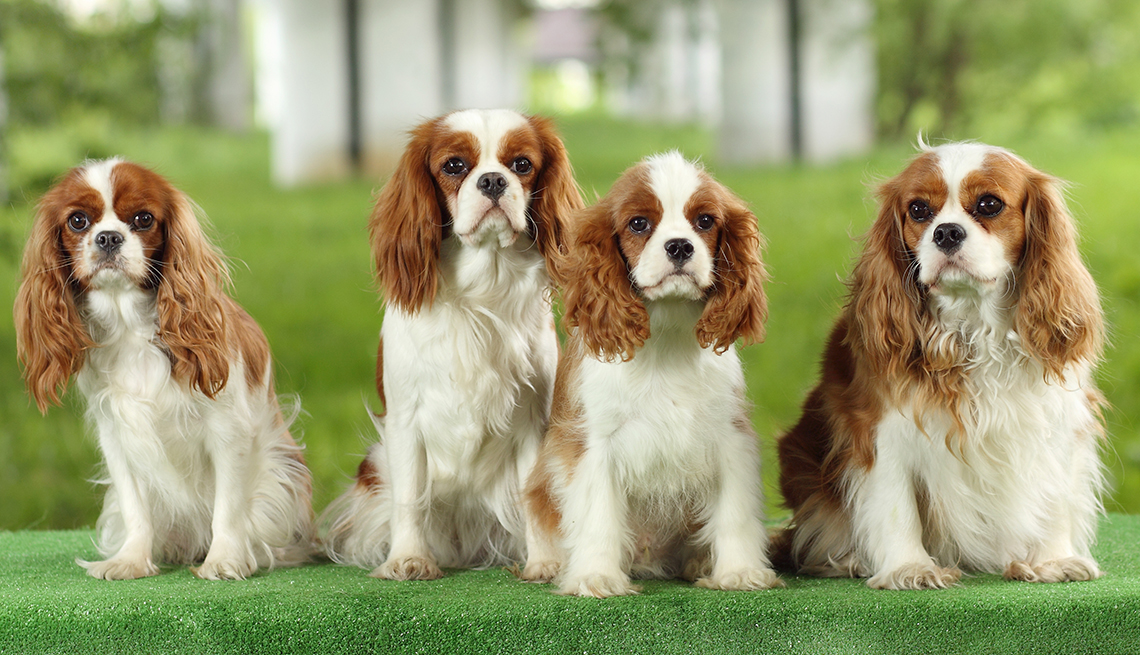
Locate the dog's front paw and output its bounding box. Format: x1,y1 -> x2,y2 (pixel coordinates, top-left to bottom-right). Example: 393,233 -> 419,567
868,561 -> 961,590
79,556 -> 160,581
371,555 -> 443,581
1004,557 -> 1100,583
557,572 -> 639,598
696,567 -> 784,591
519,559 -> 560,583
192,557 -> 257,581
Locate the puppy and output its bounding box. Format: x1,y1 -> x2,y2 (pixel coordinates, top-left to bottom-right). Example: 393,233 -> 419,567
521,152 -> 780,597
775,141 -> 1106,589
14,159 -> 313,580
321,109 -> 583,579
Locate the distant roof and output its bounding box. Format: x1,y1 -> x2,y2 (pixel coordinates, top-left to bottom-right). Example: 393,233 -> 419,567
532,8 -> 599,64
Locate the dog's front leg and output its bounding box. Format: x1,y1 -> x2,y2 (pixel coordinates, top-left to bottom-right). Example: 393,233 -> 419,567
372,430 -> 442,580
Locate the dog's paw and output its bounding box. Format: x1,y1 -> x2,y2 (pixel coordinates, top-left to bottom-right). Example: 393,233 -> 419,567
868,562 -> 961,590
557,572 -> 639,598
519,559 -> 561,583
371,555 -> 443,581
1004,557 -> 1100,583
79,556 -> 160,581
191,558 -> 257,581
696,567 -> 784,591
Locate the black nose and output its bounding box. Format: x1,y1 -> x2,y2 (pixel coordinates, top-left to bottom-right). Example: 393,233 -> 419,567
664,238 -> 695,265
95,231 -> 124,254
477,172 -> 508,200
933,223 -> 966,253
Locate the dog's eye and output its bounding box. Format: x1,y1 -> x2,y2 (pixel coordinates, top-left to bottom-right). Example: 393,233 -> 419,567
442,158 -> 468,176
975,195 -> 1004,218
511,157 -> 533,175
907,200 -> 931,222
628,216 -> 650,234
695,214 -> 715,231
132,212 -> 155,231
68,212 -> 90,232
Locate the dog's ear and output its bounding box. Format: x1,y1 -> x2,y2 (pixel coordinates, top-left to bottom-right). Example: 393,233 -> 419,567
153,186 -> 232,398
526,115 -> 583,284
695,184 -> 768,353
370,119 -> 445,313
14,178 -> 94,413
1016,169 -> 1103,378
561,200 -> 650,362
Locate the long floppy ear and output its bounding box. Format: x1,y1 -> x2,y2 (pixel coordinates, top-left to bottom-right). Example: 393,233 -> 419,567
561,202 -> 649,361
845,178 -> 925,381
526,115 -> 583,283
1016,171 -> 1103,377
695,190 -> 768,353
369,120 -> 443,313
154,189 -> 231,398
13,194 -> 93,413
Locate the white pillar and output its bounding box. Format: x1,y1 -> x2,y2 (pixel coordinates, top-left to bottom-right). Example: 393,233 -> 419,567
204,0 -> 252,132
358,0 -> 444,173
261,0 -> 351,186
448,0 -> 525,110
800,0 -> 874,162
716,0 -> 792,164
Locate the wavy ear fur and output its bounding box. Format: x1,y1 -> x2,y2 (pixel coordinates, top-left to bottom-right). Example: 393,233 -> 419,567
695,189 -> 768,352
561,201 -> 649,361
13,189 -> 93,413
1016,171 -> 1103,377
526,115 -> 583,282
155,190 -> 232,398
845,179 -> 925,382
369,121 -> 443,313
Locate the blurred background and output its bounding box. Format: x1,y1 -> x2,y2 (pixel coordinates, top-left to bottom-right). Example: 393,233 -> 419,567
1,0 -> 1139,530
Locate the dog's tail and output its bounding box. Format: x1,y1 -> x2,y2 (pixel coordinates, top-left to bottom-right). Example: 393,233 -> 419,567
318,411 -> 393,569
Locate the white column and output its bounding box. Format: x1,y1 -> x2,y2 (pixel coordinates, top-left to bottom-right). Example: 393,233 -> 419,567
448,0 -> 525,110
358,0 -> 444,173
262,0 -> 351,186
800,0 -> 875,162
716,0 -> 792,165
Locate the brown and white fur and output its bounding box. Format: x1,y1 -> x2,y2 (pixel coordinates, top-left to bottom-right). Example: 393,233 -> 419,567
14,159 -> 313,580
774,141 -> 1106,589
321,109 -> 582,580
521,152 -> 780,597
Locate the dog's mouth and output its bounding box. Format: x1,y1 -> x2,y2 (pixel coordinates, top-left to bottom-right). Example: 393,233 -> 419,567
458,208 -> 522,248
639,271 -> 706,301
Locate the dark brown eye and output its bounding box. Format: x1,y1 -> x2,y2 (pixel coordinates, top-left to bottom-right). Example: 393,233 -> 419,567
132,212 -> 154,230
975,194 -> 1004,218
908,200 -> 931,222
628,216 -> 650,234
695,214 -> 715,231
511,157 -> 533,174
442,158 -> 467,176
68,212 -> 90,232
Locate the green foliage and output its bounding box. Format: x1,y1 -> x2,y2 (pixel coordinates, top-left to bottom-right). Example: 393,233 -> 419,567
2,119 -> 1139,531
0,0 -> 180,127
874,0 -> 1140,139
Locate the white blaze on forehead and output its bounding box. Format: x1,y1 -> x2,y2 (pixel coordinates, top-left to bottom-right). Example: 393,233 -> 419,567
932,143 -> 997,209
645,151 -> 702,221
442,109 -> 528,164
81,157 -> 123,224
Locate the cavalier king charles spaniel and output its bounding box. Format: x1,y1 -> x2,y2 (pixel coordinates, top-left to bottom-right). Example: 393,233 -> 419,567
321,109 -> 582,580
14,159 -> 313,580
520,152 -> 780,597
774,141 -> 1106,589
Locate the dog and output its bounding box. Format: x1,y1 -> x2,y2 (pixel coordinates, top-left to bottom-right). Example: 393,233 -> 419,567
521,152 -> 780,597
774,141 -> 1106,589
321,109 -> 583,579
14,159 -> 313,580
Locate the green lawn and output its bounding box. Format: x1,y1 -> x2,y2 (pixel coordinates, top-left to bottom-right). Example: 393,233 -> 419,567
1,117 -> 1138,531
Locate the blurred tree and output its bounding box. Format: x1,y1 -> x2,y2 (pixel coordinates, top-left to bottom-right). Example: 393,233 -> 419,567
875,0 -> 1140,139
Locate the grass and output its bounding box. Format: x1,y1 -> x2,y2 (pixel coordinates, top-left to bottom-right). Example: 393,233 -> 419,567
1,117 -> 1138,531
